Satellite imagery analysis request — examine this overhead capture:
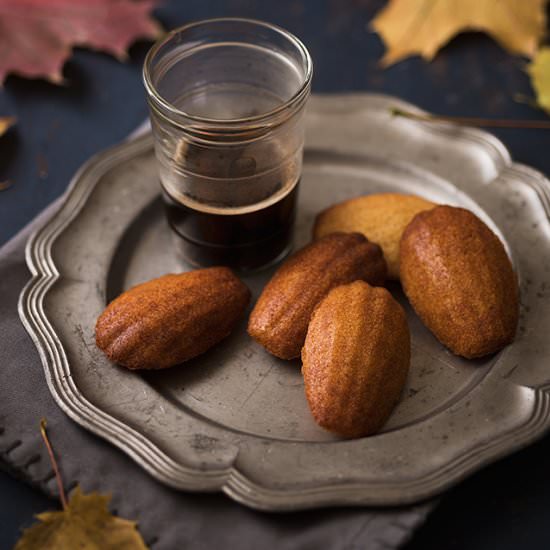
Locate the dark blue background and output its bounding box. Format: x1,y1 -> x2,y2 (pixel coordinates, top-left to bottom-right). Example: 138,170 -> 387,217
1,1 -> 549,548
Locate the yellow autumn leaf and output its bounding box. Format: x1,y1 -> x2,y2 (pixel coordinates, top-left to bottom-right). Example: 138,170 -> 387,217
527,47 -> 550,115
14,486 -> 148,550
0,116 -> 15,137
372,0 -> 547,67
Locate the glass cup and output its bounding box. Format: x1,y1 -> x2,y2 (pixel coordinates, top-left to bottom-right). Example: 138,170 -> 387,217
143,18 -> 312,270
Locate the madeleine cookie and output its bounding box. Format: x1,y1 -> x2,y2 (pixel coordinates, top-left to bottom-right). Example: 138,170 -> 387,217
314,193 -> 436,279
400,206 -> 519,358
96,268 -> 250,369
248,232 -> 386,360
302,281 -> 410,438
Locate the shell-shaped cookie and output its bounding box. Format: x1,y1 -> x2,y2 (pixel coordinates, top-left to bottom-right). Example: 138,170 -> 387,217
302,281 -> 410,438
400,205 -> 518,358
96,267 -> 250,369
314,193 -> 436,279
248,232 -> 387,360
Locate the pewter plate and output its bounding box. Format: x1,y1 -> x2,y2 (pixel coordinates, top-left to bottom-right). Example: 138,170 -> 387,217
19,94 -> 550,511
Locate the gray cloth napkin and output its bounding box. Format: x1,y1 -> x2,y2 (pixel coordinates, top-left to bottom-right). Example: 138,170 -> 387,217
0,172 -> 432,550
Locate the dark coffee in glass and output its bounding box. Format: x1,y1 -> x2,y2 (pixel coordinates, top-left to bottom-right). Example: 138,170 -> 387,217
143,18 -> 312,270
162,183 -> 299,271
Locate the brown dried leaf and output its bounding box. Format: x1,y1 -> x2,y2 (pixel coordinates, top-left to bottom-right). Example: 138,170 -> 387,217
14,486 -> 149,550
14,420 -> 149,549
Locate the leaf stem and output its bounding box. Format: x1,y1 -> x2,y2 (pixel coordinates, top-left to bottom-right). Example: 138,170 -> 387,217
40,419 -> 68,510
390,107 -> 550,129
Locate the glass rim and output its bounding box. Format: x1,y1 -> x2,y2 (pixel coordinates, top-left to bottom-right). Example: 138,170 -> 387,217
143,17 -> 313,127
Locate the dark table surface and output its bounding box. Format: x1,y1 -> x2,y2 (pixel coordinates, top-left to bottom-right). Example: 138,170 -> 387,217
1,1 -> 549,549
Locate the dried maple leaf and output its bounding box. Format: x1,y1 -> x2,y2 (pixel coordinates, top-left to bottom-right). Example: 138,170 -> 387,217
14,487 -> 149,550
372,0 -> 547,67
14,420 -> 149,550
527,48 -> 550,115
0,0 -> 162,84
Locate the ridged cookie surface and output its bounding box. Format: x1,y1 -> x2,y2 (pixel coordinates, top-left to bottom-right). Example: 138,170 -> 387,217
248,232 -> 387,359
313,193 -> 436,279
400,205 -> 518,358
302,281 -> 410,438
96,267 -> 250,370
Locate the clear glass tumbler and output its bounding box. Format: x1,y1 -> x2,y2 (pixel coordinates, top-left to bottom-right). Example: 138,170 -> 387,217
143,18 -> 312,270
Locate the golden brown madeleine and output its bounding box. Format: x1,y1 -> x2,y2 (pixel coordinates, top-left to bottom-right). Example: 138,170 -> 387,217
400,205 -> 519,359
248,232 -> 387,359
302,281 -> 410,438
314,193 -> 436,279
95,267 -> 250,370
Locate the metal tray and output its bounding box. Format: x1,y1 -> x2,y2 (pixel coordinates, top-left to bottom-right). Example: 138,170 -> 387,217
19,94 -> 550,511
